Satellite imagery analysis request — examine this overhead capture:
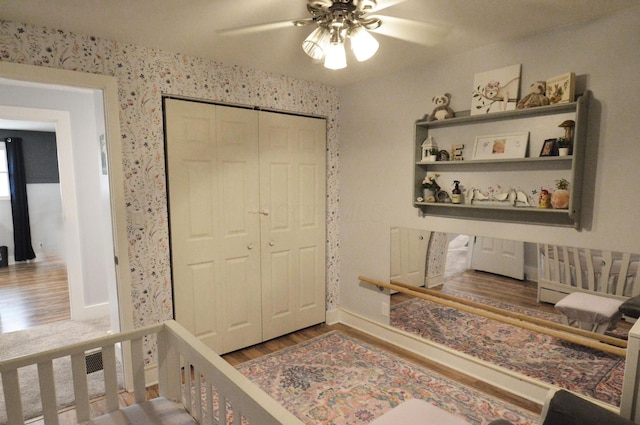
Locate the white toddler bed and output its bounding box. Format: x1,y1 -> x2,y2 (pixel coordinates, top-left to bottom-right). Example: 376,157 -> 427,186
537,244 -> 640,304
0,320 -> 304,425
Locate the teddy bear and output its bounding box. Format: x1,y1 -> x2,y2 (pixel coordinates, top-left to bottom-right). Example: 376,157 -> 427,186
516,81 -> 550,109
427,93 -> 456,122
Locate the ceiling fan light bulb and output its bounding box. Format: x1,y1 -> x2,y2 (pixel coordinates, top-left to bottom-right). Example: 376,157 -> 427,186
302,26 -> 330,60
324,42 -> 347,70
350,26 -> 379,62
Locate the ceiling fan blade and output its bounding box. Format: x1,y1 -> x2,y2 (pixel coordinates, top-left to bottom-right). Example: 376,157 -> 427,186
217,18 -> 310,37
368,0 -> 409,13
369,15 -> 450,46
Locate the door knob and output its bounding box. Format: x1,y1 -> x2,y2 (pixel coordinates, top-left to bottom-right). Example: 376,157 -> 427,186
269,241 -> 275,247
259,209 -> 270,216
247,242 -> 254,250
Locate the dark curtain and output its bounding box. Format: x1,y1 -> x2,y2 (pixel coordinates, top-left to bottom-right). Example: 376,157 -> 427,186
5,137 -> 36,261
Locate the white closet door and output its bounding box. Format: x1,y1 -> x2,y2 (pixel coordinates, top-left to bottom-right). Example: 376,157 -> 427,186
166,99 -> 262,354
215,105 -> 262,353
259,112 -> 326,340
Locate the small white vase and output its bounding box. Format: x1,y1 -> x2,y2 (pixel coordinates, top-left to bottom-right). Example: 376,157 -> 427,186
558,147 -> 570,156
423,188 -> 436,201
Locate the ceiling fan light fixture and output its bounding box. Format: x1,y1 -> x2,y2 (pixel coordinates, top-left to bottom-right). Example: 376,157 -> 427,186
324,41 -> 347,70
349,25 -> 379,62
302,26 -> 331,60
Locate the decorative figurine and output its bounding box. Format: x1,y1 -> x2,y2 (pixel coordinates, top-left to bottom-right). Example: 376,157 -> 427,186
539,189 -> 551,208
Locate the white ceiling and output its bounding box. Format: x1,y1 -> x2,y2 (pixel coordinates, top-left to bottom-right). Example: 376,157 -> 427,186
0,0 -> 638,87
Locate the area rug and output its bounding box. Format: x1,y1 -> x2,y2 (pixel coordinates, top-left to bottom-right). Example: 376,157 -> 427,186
440,287 -> 629,338
0,317 -> 122,424
236,331 -> 538,424
391,296 -> 625,406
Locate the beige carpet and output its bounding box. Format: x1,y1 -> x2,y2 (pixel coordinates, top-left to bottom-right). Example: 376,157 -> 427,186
0,317 -> 121,424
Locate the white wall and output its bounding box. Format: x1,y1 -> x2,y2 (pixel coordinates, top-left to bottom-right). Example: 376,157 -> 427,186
0,83 -> 112,309
338,7 -> 640,322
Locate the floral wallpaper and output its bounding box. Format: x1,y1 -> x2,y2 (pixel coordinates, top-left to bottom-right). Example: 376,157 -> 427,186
0,20 -> 341,328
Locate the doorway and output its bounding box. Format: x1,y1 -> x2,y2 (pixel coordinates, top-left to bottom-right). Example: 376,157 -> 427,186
0,62 -> 133,339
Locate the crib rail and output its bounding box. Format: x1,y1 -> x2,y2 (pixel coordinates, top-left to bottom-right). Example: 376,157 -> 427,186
538,244 -> 640,303
0,320 -> 303,425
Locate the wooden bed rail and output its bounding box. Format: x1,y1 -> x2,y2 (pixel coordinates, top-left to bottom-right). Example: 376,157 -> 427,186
0,320 -> 304,425
359,275 -> 627,357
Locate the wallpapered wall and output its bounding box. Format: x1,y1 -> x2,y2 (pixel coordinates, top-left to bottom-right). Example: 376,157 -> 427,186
0,20 -> 341,328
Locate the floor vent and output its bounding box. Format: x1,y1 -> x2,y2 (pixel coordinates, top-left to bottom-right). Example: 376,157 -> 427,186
85,349 -> 104,374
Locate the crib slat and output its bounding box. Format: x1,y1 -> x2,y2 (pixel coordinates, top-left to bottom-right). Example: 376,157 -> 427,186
585,248 -> 596,292
193,366 -> 203,423
205,382 -> 215,425
102,344 -> 120,412
551,245 -> 560,283
71,352 -> 91,422
632,261 -> 640,297
599,251 -> 613,293
616,254 -> 632,296
2,369 -> 25,425
130,336 -> 147,403
37,361 -> 60,425
561,246 -> 571,286
572,247 -> 583,289
219,392 -> 228,425
184,360 -> 194,416
157,325 -> 181,402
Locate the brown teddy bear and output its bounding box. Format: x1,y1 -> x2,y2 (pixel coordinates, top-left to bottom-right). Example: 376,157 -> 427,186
516,81 -> 550,109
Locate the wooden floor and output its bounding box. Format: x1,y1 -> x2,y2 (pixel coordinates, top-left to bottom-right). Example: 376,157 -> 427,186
21,267 -> 555,423
0,254 -> 70,334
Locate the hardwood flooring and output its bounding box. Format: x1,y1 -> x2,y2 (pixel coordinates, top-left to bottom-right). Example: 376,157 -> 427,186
23,266 -> 550,424
0,254 -> 70,334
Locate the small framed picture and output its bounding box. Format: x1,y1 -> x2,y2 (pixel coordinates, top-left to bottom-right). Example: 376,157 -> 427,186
472,132 -> 529,160
437,149 -> 450,161
539,138 -> 558,157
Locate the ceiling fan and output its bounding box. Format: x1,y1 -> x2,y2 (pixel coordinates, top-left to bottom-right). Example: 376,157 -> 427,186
218,0 -> 449,70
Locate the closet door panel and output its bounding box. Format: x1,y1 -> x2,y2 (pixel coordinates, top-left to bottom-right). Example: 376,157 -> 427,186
260,112 -> 326,340
216,106 -> 262,353
166,99 -> 222,351
167,100 -> 262,354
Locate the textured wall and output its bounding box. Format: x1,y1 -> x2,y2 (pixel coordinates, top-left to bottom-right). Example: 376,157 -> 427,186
0,20 -> 341,329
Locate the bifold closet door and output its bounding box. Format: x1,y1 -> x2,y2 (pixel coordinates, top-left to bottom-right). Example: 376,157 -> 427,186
165,99 -> 262,354
259,112 -> 326,340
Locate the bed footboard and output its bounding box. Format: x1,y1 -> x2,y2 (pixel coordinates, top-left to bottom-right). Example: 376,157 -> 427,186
0,320 -> 304,425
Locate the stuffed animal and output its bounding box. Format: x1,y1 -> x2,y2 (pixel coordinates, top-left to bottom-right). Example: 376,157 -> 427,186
516,81 -> 550,109
427,93 -> 456,121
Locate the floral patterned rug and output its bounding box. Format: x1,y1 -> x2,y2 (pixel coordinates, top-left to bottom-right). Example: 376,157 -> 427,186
441,287 -> 629,339
391,294 -> 626,406
237,331 -> 538,425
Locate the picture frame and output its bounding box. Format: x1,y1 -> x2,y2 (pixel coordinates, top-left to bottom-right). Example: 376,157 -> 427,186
472,132 -> 529,160
539,138 -> 558,157
437,149 -> 450,161
471,64 -> 521,115
546,72 -> 575,104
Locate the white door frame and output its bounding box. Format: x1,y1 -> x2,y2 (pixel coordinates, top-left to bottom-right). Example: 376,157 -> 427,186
0,60 -> 134,369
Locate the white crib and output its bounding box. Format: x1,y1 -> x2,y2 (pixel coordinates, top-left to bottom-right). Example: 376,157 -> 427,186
537,244 -> 640,304
0,320 -> 304,425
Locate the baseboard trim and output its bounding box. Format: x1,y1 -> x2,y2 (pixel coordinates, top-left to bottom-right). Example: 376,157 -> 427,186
335,307 -> 552,406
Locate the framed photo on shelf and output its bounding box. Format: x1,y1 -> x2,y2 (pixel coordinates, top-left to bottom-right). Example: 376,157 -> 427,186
437,149 -> 450,161
539,138 -> 558,157
546,72 -> 575,104
472,132 -> 529,160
